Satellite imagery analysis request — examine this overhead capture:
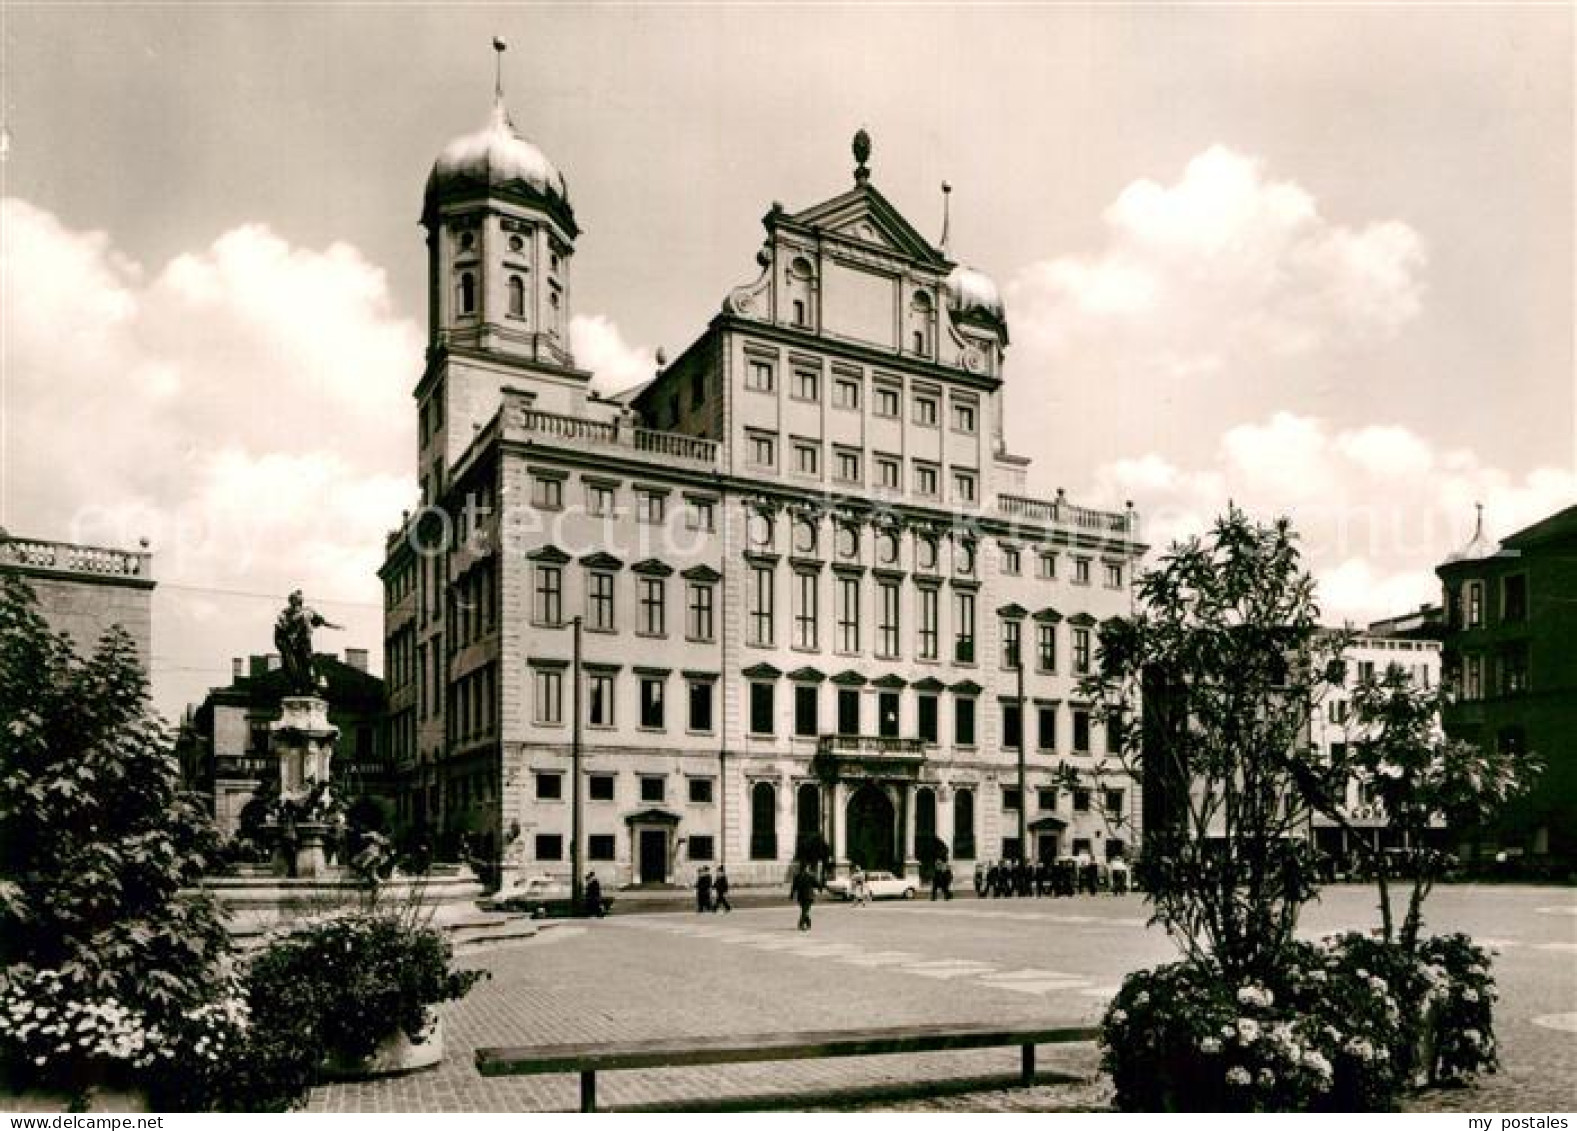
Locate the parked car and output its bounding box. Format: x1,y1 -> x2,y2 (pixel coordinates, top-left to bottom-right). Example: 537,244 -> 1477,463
483,875 -> 614,918
823,870 -> 917,901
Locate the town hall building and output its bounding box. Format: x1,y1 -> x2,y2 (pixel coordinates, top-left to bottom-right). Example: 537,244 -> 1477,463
381,87 -> 1147,888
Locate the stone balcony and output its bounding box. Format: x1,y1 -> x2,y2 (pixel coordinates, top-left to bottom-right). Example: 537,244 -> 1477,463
0,535 -> 153,582
506,405 -> 722,472
995,491 -> 1137,538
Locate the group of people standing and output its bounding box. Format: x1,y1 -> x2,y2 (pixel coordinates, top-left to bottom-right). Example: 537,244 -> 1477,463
693,865 -> 733,913
973,855 -> 1130,898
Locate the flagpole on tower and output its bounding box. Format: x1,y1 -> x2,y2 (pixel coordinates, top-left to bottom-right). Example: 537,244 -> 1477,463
493,36 -> 508,103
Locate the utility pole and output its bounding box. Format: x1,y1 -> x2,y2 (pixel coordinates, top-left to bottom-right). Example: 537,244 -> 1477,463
1016,637 -> 1027,859
571,615 -> 584,914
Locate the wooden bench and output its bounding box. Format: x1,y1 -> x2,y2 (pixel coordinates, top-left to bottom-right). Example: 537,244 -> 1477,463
476,1020 -> 1099,1111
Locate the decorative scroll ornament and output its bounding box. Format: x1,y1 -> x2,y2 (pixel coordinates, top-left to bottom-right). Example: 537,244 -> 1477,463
723,246 -> 773,317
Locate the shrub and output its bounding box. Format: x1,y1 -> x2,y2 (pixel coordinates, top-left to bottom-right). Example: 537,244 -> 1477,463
1417,934 -> 1498,1084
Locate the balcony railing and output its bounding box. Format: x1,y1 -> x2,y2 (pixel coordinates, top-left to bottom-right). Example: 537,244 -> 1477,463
815,734 -> 926,759
510,406 -> 721,471
0,536 -> 152,580
997,493 -> 1135,536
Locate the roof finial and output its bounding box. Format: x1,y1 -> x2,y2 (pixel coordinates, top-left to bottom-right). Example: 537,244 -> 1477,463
852,127 -> 871,185
940,181 -> 953,254
493,36 -> 508,105
1473,501 -> 1484,539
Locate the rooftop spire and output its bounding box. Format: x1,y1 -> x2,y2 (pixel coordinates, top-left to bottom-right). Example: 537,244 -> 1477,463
1473,500 -> 1485,540
940,181 -> 953,254
493,36 -> 508,104
852,127 -> 871,185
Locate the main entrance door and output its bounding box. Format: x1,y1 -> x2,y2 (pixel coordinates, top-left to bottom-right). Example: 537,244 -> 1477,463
638,829 -> 667,883
845,784 -> 897,873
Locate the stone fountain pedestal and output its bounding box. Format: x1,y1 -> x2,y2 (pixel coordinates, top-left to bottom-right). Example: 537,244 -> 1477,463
269,695 -> 340,878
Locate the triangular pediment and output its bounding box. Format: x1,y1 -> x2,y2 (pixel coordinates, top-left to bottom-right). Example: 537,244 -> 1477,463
785,185 -> 946,267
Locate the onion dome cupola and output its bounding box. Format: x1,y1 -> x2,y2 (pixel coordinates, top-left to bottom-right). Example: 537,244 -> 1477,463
422,38 -> 577,368
1444,503 -> 1503,564
945,263 -> 1006,330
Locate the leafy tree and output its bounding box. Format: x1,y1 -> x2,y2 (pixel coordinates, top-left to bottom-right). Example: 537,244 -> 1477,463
1294,666 -> 1538,948
1081,507 -> 1352,980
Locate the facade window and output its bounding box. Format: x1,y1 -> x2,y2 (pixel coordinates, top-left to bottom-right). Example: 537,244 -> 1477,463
954,696 -> 977,746
955,540 -> 976,575
1001,618 -> 1022,669
533,668 -> 564,725
588,673 -> 616,727
793,571 -> 819,650
954,591 -> 976,664
917,694 -> 939,743
837,576 -> 861,652
535,834 -> 562,861
589,835 -> 616,861
1104,789 -> 1125,815
1002,703 -> 1023,750
1037,787 -> 1058,812
877,530 -> 899,565
1104,561 -> 1124,589
878,580 -> 901,658
1073,627 -> 1092,674
918,537 -> 939,572
952,470 -> 977,504
1072,789 -> 1091,813
1502,574 -> 1528,622
748,432 -> 776,469
532,475 -> 563,510
834,377 -> 860,409
689,777 -> 714,804
793,517 -> 818,555
952,401 -> 976,433
1500,644 -> 1529,695
1072,709 -> 1091,753
1001,545 -> 1021,575
794,370 -> 820,401
792,298 -> 807,326
914,394 -> 939,427
1467,581 -> 1484,627
749,510 -> 774,548
747,360 -> 775,392
640,776 -> 666,803
691,372 -> 705,408
533,565 -> 562,625
637,490 -> 665,525
588,571 -> 615,631
1002,786 -> 1022,812
508,274 -> 525,317
589,774 -> 615,802
687,582 -> 715,641
1037,552 -> 1057,579
1037,704 -> 1057,750
1464,653 -> 1483,700
837,689 -> 861,736
914,462 -> 939,497
918,586 -> 939,660
639,577 -> 666,636
749,681 -> 775,734
639,677 -> 665,729
688,680 -> 714,732
686,498 -> 715,531
794,684 -> 819,737
1074,558 -> 1092,585
750,782 -> 777,859
877,456 -> 901,490
535,772 -> 563,801
835,449 -> 861,483
953,790 -> 975,859
878,691 -> 900,737
688,835 -> 714,861
587,482 -> 616,517
794,441 -> 820,476
836,524 -> 859,560
875,385 -> 901,417
1037,623 -> 1057,672
457,271 -> 476,315
748,566 -> 775,646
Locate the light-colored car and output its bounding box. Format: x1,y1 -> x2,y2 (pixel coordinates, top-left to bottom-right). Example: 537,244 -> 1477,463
824,870 -> 917,901
483,875 -> 613,918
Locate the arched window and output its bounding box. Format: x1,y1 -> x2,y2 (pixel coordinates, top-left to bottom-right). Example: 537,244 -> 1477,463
457,272 -> 476,316
549,290 -> 562,336
786,257 -> 815,329
908,290 -> 934,357
795,783 -> 822,858
953,788 -> 976,859
507,274 -> 525,318
750,781 -> 777,860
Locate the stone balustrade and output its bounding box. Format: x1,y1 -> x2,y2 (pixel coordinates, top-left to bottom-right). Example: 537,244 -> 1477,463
996,492 -> 1135,536
0,536 -> 152,580
511,406 -> 721,471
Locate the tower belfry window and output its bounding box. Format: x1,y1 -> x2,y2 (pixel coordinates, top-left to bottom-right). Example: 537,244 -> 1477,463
458,272 -> 476,315
508,275 -> 525,318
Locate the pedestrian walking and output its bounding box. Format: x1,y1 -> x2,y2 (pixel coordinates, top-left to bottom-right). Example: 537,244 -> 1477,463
941,861 -> 955,900
713,865 -> 733,912
583,871 -> 605,918
850,865 -> 870,907
929,864 -> 942,901
1110,856 -> 1130,895
791,863 -> 817,930
973,861 -> 986,898
696,865 -> 713,913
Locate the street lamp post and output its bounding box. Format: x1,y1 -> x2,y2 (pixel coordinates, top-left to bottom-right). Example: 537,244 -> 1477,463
571,615 -> 584,915
1016,644 -> 1027,860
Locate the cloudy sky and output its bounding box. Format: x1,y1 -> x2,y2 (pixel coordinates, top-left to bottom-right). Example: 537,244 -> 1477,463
1,5 -> 1571,719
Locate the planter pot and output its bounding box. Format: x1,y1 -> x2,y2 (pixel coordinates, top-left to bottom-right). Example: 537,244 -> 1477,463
320,1016 -> 444,1081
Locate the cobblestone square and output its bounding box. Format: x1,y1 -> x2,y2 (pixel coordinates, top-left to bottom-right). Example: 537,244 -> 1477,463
307,883 -> 1576,1112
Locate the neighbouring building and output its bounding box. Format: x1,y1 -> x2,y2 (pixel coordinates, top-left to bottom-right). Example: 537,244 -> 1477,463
1437,503 -> 1577,870
184,650 -> 393,837
380,90 -> 1147,887
0,530 -> 154,666
1308,630 -> 1443,860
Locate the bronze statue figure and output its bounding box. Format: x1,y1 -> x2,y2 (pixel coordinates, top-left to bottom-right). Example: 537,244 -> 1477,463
274,589 -> 342,694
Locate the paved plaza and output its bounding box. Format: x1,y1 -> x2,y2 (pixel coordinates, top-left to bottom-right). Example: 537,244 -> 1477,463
308,884 -> 1576,1112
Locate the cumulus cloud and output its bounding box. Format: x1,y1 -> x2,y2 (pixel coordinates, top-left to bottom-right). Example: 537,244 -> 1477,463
1,198 -> 422,716
1089,412 -> 1576,626
570,312 -> 656,394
